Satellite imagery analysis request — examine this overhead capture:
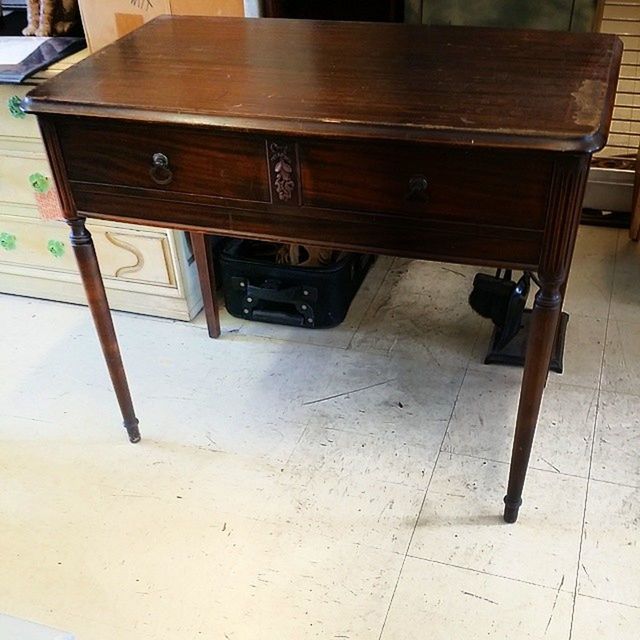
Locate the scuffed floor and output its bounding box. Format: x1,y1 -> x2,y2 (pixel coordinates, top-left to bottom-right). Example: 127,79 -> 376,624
0,225 -> 638,639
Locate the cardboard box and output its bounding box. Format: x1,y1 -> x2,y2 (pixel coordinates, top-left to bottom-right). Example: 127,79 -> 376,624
78,0 -> 246,52
172,0 -> 245,17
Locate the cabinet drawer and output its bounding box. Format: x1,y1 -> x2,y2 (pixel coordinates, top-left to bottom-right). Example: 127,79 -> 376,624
0,215 -> 176,286
56,119 -> 270,203
0,85 -> 40,140
300,140 -> 554,229
0,151 -> 52,207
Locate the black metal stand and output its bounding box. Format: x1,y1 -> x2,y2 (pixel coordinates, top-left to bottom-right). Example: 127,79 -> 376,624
484,309 -> 569,374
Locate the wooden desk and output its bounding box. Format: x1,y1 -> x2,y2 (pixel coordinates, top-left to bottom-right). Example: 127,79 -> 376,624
24,17 -> 622,523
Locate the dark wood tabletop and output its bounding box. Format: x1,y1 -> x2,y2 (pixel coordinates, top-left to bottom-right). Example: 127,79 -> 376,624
25,16 -> 622,151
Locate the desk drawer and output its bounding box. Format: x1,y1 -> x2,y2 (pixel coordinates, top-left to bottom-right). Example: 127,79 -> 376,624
0,214 -> 175,286
0,150 -> 52,207
55,119 -> 270,203
300,140 -> 554,229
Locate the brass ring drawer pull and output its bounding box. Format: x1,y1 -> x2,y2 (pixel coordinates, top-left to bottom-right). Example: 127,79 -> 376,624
149,152 -> 173,185
406,174 -> 428,202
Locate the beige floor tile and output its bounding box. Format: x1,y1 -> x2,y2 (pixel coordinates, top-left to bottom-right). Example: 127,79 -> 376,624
293,349 -> 466,428
351,259 -> 484,369
579,480 -> 640,607
381,556 -> 573,640
2,305 -> 319,461
609,232 -> 640,324
563,226 -> 617,319
409,454 -> 586,588
3,295 -> 460,462
293,367 -> 454,443
592,391 -> 640,487
236,256 -> 392,348
443,369 -> 597,477
287,423 -> 445,490
0,296 -> 86,378
1,225 -> 634,639
572,595 -> 640,640
558,314 -> 607,389
274,470 -> 424,554
0,441 -> 403,640
609,268 -> 640,325
602,318 -> 640,396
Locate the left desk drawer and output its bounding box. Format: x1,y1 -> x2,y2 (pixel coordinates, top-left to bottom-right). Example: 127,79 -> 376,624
55,119 -> 271,204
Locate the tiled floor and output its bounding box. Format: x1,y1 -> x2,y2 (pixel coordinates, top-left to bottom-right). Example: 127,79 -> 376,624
0,225 -> 638,639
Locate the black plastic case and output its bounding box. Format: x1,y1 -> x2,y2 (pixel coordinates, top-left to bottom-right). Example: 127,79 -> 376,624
219,239 -> 374,328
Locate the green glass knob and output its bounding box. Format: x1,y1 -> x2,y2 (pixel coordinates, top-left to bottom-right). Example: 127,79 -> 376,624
8,95 -> 26,119
0,232 -> 17,251
29,173 -> 50,194
47,239 -> 65,258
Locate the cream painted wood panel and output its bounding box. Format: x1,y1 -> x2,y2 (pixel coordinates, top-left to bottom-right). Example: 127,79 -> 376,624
0,214 -> 176,287
0,148 -> 51,208
0,51 -> 86,142
0,50 -> 202,319
0,84 -> 41,140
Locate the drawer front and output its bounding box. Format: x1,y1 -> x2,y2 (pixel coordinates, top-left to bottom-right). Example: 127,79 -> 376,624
0,151 -> 53,207
56,119 -> 270,203
0,85 -> 40,140
0,215 -> 176,286
300,140 -> 554,229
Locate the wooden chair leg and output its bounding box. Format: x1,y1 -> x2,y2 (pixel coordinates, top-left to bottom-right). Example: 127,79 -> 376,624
191,231 -> 221,338
68,218 -> 141,443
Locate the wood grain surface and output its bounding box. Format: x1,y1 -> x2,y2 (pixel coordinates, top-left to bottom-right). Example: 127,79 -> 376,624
26,16 -> 622,151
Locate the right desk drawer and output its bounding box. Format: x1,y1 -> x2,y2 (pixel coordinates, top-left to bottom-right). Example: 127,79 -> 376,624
299,140 -> 554,230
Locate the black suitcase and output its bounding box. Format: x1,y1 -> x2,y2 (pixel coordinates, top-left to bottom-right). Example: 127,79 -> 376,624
219,239 -> 375,328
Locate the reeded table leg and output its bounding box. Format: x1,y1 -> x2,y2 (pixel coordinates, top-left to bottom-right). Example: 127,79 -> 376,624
68,218 -> 141,443
503,283 -> 561,523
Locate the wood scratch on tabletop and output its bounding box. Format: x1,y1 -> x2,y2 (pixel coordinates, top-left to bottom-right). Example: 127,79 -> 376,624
461,591 -> 498,605
544,575 -> 565,634
302,378 -> 396,406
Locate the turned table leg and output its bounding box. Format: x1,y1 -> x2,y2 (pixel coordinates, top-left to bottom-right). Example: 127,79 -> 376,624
502,154 -> 589,522
68,218 -> 141,443
191,232 -> 221,339
503,283 -> 562,523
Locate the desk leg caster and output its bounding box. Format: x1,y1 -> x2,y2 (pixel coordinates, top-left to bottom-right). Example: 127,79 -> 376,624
68,217 -> 141,443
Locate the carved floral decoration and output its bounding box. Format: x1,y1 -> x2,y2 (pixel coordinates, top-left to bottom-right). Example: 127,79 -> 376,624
269,143 -> 295,202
